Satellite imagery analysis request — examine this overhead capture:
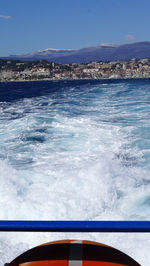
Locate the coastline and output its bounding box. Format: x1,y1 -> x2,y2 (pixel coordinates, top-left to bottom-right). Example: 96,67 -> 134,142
1,58 -> 150,83
1,77 -> 150,84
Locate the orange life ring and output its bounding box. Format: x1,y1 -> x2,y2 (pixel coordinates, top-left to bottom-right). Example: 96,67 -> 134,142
6,239 -> 140,266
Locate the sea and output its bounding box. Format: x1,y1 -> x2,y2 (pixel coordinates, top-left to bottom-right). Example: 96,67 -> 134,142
0,79 -> 150,265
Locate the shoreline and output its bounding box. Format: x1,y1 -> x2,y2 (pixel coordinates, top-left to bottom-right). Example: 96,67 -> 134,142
1,58 -> 150,83
1,76 -> 150,84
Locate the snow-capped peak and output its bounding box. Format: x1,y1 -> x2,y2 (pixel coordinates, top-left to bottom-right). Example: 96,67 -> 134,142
98,43 -> 119,47
38,48 -> 76,52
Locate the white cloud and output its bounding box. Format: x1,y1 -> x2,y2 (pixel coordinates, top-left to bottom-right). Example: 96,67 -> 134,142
0,15 -> 12,19
125,34 -> 136,42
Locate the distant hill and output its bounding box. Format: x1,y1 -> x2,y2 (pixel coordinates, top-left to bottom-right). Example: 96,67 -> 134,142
2,42 -> 150,64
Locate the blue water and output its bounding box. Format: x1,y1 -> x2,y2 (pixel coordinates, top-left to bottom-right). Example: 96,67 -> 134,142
0,79 -> 150,265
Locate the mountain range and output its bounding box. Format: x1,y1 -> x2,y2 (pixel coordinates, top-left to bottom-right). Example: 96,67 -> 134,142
3,41 -> 150,64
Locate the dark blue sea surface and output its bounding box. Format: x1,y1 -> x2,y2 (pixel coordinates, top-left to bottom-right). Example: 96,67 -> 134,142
0,79 -> 150,265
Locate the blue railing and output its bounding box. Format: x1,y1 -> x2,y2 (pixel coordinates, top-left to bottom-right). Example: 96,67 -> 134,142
0,220 -> 150,232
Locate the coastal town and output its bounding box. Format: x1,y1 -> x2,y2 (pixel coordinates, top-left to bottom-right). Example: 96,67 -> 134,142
0,58 -> 150,82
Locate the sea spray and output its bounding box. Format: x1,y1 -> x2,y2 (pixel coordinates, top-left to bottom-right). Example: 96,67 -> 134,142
0,79 -> 150,265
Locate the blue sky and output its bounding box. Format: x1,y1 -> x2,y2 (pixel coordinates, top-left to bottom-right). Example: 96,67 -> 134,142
0,0 -> 150,56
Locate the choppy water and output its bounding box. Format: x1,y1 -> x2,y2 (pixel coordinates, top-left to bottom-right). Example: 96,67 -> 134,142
0,79 -> 150,265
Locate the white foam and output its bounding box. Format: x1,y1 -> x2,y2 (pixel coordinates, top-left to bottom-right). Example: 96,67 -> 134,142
0,82 -> 150,265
